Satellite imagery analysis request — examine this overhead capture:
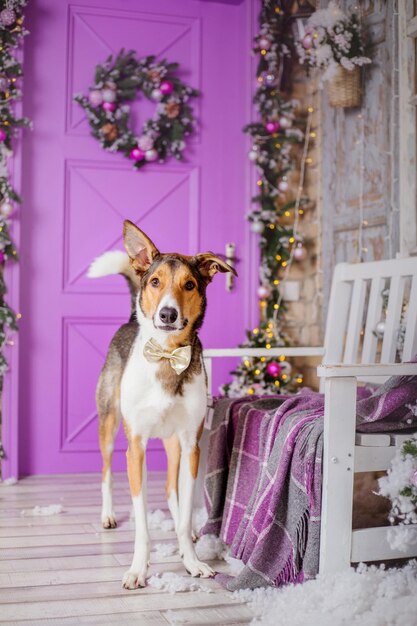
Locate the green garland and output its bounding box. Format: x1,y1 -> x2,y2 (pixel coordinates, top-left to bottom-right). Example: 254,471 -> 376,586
75,50 -> 198,169
0,0 -> 30,386
222,1 -> 311,397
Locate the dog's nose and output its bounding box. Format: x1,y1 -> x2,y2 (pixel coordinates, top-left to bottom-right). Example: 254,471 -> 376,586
159,307 -> 178,324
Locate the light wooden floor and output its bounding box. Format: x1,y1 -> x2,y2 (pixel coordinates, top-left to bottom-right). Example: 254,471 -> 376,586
0,472 -> 254,626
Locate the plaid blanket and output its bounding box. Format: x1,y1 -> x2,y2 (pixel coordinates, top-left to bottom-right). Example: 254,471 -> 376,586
202,374 -> 417,590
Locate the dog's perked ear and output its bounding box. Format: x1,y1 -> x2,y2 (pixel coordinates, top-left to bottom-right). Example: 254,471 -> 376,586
194,252 -> 238,282
123,220 -> 160,273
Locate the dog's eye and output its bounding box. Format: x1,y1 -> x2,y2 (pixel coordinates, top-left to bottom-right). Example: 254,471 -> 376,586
184,281 -> 195,291
150,278 -> 160,288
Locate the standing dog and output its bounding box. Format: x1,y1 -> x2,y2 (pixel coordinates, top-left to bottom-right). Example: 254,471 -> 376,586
88,220 -> 237,589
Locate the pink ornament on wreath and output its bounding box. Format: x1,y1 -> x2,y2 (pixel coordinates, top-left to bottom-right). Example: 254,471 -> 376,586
89,90 -> 103,107
0,9 -> 16,26
302,34 -> 313,50
102,88 -> 116,103
265,121 -> 280,134
160,81 -> 174,96
130,147 -> 145,161
145,149 -> 158,162
138,135 -> 154,151
0,129 -> 7,142
102,101 -> 116,113
257,284 -> 271,299
266,362 -> 281,377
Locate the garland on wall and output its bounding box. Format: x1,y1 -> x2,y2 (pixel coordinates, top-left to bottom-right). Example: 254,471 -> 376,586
0,0 -> 29,461
222,1 -> 312,397
0,2 -> 28,375
75,50 -> 198,169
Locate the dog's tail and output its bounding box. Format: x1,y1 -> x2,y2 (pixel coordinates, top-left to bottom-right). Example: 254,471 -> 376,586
88,251 -> 139,321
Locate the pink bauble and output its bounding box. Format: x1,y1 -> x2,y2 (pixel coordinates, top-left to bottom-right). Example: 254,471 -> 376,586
0,9 -> 16,26
412,470 -> 417,488
259,36 -> 271,50
278,180 -> 289,192
102,88 -> 116,103
130,147 -> 145,161
102,101 -> 116,112
160,81 -> 174,96
265,121 -> 280,134
151,88 -> 163,101
0,129 -> 7,142
257,284 -> 271,299
89,89 -> 103,106
279,116 -> 292,129
0,251 -> 5,264
138,135 -> 154,151
145,149 -> 158,162
293,244 -> 307,261
0,201 -> 13,217
266,362 -> 282,377
303,34 -> 313,49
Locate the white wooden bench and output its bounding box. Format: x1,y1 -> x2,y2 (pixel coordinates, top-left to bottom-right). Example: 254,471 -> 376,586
202,256 -> 417,573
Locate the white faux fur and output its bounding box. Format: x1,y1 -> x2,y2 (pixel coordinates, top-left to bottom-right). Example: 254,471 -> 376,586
87,250 -> 129,278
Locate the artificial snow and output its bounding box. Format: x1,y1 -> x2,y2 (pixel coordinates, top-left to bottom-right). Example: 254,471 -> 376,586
147,509 -> 175,532
192,506 -> 208,533
147,572 -> 212,594
195,533 -> 227,561
20,504 -> 64,517
1,476 -> 17,485
233,561 -> 417,626
152,542 -> 178,558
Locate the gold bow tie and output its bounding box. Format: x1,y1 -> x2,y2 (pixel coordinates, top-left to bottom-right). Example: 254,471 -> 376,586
143,338 -> 192,375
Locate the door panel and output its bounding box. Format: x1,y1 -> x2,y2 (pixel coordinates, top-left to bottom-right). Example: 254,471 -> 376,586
20,0 -> 250,475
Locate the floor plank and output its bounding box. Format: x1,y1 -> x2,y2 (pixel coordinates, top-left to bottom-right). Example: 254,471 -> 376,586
0,473 -> 252,625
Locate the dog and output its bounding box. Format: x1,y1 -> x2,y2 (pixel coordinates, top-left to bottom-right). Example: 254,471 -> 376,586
88,220 -> 237,589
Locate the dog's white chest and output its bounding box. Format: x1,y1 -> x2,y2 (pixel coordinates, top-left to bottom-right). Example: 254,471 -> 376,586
120,334 -> 206,440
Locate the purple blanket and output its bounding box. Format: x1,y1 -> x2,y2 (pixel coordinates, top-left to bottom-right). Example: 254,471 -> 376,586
201,373 -> 417,590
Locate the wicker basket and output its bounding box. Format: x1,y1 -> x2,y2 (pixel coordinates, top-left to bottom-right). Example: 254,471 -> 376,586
327,65 -> 361,108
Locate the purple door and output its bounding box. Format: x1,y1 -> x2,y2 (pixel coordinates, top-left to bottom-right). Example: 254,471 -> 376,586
18,0 -> 253,475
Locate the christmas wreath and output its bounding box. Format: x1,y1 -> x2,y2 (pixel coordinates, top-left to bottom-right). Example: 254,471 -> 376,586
75,50 -> 198,169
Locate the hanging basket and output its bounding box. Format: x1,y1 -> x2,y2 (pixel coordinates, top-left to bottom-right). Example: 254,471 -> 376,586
327,65 -> 361,108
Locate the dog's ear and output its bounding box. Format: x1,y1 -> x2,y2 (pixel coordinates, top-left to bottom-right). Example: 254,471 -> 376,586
123,220 -> 159,272
194,252 -> 237,282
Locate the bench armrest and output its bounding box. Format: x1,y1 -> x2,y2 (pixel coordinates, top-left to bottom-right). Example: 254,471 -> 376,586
203,347 -> 325,358
317,363 -> 417,378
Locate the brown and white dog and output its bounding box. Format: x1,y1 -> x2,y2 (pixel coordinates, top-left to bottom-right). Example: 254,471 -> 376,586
88,220 -> 237,589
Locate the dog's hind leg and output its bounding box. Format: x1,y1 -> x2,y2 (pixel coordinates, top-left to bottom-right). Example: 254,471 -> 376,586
163,434 -> 181,532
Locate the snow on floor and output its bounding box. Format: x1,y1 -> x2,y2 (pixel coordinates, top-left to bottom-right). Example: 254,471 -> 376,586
152,542 -> 178,558
20,504 -> 64,517
148,572 -> 213,594
233,561 -> 417,626
0,477 -> 18,485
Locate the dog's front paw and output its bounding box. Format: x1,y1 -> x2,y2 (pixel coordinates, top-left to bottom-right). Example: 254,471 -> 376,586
183,556 -> 215,579
102,515 -> 117,529
122,569 -> 146,590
